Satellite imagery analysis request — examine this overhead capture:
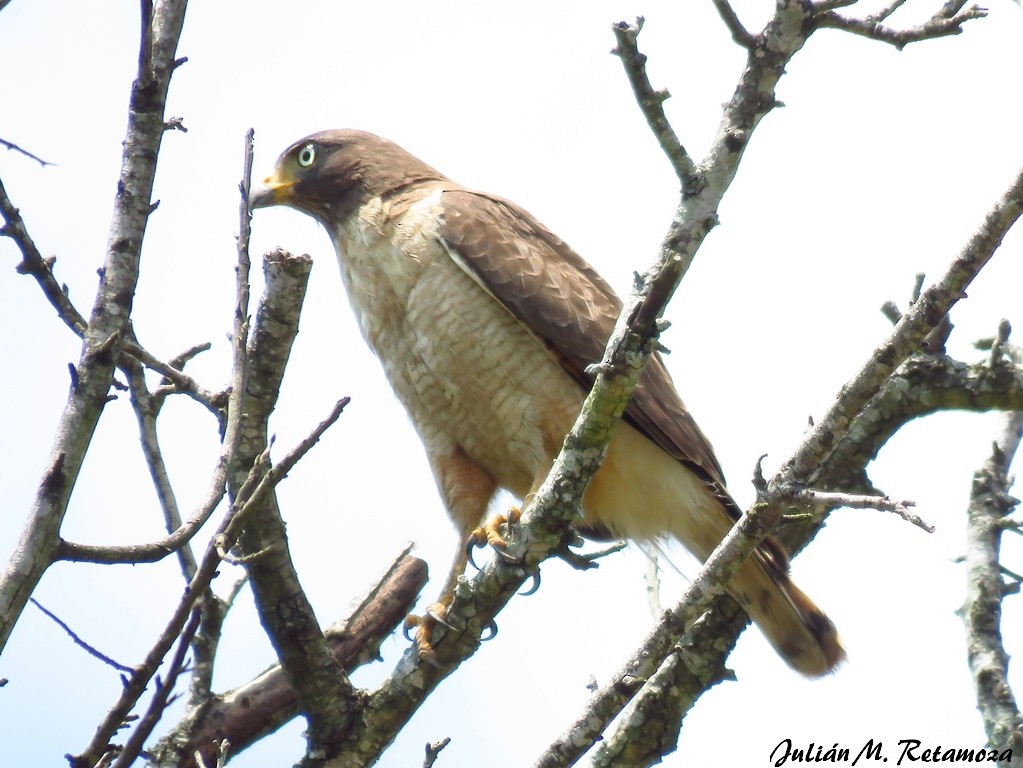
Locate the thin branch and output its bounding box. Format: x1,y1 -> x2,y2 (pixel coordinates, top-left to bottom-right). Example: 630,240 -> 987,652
56,459 -> 228,564
184,573 -> 247,709
1,176 -> 87,335
29,598 -> 133,673
711,0 -> 755,48
868,0 -> 910,23
962,410 -> 1023,758
2,177 -> 223,413
70,396 -> 349,767
988,320 -> 1014,368
815,353 -> 1023,500
792,488 -> 933,533
228,241 -> 360,756
154,550 -> 427,768
814,4 -> 987,50
611,18 -> 701,193
0,0 -> 190,659
110,606 -> 202,768
423,738 -> 452,768
788,163 -> 1023,488
124,360 -> 198,580
123,340 -> 223,412
0,136 -> 54,167
536,489 -> 790,768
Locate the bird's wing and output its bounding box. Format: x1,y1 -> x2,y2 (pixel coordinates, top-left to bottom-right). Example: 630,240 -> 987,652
435,188 -> 733,506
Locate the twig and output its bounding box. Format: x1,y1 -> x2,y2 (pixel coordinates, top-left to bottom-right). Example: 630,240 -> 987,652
2,178 -> 223,413
792,488 -> 932,533
814,4 -> 987,50
29,598 -> 133,673
124,360 -> 198,580
989,319 -> 1013,367
711,0 -> 755,48
611,18 -> 701,193
0,136 -> 54,167
881,300 -> 903,325
1,176 -> 87,335
110,606 -> 202,768
228,129 -> 254,445
124,340 -> 223,412
57,456 -> 229,564
868,0 -> 910,23
424,738 -> 452,768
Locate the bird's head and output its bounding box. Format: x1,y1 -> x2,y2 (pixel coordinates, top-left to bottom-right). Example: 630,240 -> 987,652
250,130 -> 447,225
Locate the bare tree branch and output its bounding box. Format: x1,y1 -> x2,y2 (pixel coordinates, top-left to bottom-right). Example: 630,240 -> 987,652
962,410 -> 1023,762
538,482 -> 799,768
56,460 -> 230,565
152,550 -> 428,768
2,175 -> 87,335
423,738 -> 451,768
124,359 -> 199,580
29,598 -> 133,673
70,391 -> 350,767
816,353 -> 1023,499
787,163 -> 1023,489
791,488 -> 931,533
0,135 -> 54,166
711,0 -> 755,48
226,243 -> 361,760
2,177 -> 224,413
814,3 -> 987,49
611,18 -> 701,193
111,606 -> 202,768
869,0 -> 910,23
0,0 -> 190,658
538,7 -> 1022,762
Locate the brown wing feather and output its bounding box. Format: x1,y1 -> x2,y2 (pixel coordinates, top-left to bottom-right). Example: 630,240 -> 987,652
436,188 -> 731,499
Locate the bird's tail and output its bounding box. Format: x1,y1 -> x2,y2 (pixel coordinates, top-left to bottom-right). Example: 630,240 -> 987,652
728,544 -> 845,677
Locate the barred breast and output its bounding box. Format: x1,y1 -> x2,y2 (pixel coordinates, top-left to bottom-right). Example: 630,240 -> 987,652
331,188 -> 583,499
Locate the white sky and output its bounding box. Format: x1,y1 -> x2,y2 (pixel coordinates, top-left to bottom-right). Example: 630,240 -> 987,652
2,1 -> 1022,766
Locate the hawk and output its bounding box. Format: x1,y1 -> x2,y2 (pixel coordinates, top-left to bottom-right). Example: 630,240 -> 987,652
251,130 -> 844,676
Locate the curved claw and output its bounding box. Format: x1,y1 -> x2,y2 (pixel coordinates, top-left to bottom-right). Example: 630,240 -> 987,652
496,548 -> 522,565
465,534 -> 484,571
426,606 -> 457,631
518,569 -> 541,597
402,617 -> 416,642
480,619 -> 498,642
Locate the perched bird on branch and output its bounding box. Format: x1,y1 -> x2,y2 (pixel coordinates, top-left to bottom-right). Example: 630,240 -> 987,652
251,130 -> 844,676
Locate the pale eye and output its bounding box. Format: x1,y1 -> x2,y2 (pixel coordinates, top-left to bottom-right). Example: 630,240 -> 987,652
297,143 -> 316,167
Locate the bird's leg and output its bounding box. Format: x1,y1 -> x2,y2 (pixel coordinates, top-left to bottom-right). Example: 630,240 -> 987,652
404,545 -> 469,662
407,447 -> 497,661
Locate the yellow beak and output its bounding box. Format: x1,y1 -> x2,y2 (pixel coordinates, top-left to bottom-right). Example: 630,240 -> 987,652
249,168 -> 297,210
